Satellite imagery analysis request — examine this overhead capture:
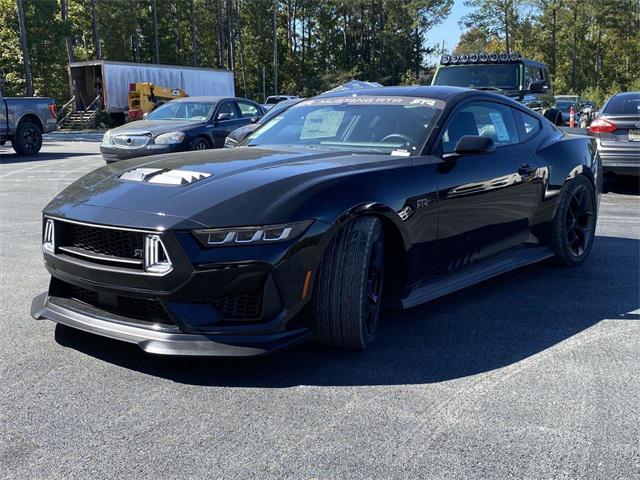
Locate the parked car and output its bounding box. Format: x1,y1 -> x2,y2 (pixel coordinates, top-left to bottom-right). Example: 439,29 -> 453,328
554,99 -> 582,126
33,86 -> 600,356
224,97 -> 305,147
263,95 -> 298,110
432,52 -> 563,125
588,91 -> 640,176
0,80 -> 57,155
100,96 -> 264,162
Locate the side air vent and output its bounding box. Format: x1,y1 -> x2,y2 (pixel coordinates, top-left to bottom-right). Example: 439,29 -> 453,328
119,168 -> 211,186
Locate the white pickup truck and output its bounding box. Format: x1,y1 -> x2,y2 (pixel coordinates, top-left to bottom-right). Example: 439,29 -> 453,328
0,83 -> 57,155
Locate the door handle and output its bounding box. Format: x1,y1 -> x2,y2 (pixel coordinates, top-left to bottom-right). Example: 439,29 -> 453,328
518,164 -> 537,176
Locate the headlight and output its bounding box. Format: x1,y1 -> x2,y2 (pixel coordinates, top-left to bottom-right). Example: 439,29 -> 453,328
193,220 -> 313,247
155,131 -> 186,145
42,218 -> 55,254
101,130 -> 112,145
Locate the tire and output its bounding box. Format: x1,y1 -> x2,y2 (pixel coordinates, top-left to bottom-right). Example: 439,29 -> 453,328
543,108 -> 563,126
312,216 -> 384,349
549,176 -> 597,266
190,137 -> 210,151
11,121 -> 42,155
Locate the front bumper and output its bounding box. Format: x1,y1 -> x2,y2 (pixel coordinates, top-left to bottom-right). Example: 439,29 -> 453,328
31,293 -> 311,356
34,215 -> 331,356
100,142 -> 187,162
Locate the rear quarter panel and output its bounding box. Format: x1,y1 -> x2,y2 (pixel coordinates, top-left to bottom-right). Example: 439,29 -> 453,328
528,127 -> 601,242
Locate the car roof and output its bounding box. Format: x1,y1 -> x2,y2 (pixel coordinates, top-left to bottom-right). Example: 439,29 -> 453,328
315,85 -> 538,113
318,85 -> 470,100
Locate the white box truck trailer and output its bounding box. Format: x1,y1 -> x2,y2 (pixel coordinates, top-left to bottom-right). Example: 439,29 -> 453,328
67,60 -> 235,123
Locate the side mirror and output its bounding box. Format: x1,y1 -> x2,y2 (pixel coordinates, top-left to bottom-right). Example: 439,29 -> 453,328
217,112 -> 231,122
528,80 -> 546,93
249,116 -> 261,124
451,135 -> 495,156
237,123 -> 260,142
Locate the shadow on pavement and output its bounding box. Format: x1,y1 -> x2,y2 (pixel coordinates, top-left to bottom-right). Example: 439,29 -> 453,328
0,151 -> 94,164
604,174 -> 639,195
54,235 -> 639,387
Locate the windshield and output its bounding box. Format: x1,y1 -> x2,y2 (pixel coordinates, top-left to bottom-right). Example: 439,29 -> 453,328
146,102 -> 215,121
555,100 -> 577,113
245,96 -> 444,155
433,64 -> 518,89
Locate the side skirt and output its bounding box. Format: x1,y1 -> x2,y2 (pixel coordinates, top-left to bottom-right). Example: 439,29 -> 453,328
399,245 -> 554,309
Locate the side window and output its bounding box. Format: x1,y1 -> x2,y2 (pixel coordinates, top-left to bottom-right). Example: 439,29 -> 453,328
216,101 -> 238,121
237,101 -> 260,118
442,102 -> 518,153
516,110 -> 541,140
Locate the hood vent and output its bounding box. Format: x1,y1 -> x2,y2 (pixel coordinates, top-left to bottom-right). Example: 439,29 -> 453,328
119,168 -> 211,186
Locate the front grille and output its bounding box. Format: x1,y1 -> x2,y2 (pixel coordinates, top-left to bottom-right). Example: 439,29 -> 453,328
67,223 -> 144,259
210,290 -> 263,320
56,281 -> 174,327
112,134 -> 150,148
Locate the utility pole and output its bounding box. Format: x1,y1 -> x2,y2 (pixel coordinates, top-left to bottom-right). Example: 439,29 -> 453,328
272,0 -> 278,95
16,0 -> 33,96
152,0 -> 160,63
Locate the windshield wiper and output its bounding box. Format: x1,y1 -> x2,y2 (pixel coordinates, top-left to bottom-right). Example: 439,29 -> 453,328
473,86 -> 505,92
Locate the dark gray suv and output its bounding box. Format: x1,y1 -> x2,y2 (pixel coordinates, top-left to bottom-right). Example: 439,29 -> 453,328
588,92 -> 640,177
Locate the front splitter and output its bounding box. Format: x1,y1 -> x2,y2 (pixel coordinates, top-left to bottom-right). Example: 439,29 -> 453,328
31,292 -> 311,357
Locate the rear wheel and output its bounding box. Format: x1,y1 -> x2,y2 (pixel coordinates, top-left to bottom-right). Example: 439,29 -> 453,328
550,176 -> 597,266
312,216 -> 384,349
11,121 -> 42,155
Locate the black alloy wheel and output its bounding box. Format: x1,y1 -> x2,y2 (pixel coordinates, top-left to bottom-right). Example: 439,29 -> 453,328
565,184 -> 595,257
550,176 -> 597,266
365,234 -> 384,338
11,121 -> 43,155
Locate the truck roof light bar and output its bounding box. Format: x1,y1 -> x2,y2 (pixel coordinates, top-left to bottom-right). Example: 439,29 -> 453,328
440,52 -> 521,65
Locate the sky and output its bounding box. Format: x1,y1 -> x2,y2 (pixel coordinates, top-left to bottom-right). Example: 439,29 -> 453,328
426,1 -> 472,65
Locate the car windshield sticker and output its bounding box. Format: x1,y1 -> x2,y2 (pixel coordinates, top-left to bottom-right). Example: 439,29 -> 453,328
488,112 -> 510,142
294,96 -> 441,108
391,149 -> 411,156
300,110 -> 345,139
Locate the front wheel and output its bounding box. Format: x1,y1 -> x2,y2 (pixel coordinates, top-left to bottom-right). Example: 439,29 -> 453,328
11,121 -> 42,155
312,216 -> 384,349
190,138 -> 210,151
549,176 -> 597,266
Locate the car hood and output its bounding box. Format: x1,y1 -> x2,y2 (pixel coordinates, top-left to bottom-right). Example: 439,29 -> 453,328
109,120 -> 203,137
44,147 -> 413,228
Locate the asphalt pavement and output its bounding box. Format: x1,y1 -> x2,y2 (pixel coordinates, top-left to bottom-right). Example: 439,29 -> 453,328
1,139 -> 639,479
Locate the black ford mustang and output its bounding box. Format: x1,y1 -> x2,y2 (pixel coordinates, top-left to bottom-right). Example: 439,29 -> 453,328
32,86 -> 601,356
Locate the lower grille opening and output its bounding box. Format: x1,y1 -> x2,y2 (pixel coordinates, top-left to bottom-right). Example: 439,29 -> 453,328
210,290 -> 263,321
52,280 -> 174,327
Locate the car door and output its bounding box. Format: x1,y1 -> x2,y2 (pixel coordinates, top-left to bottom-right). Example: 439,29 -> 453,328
209,101 -> 245,147
433,100 -> 541,274
237,100 -> 263,122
